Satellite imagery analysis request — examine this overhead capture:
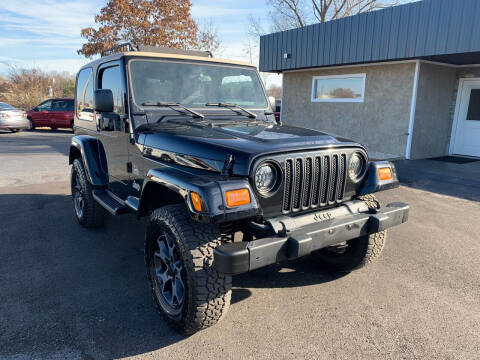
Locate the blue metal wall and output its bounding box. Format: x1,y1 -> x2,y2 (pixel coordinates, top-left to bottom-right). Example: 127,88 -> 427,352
260,0 -> 480,72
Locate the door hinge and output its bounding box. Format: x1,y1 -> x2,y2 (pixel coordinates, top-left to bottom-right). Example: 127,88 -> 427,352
126,162 -> 132,173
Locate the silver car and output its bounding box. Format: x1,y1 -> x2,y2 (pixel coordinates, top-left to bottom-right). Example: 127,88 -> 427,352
0,102 -> 29,132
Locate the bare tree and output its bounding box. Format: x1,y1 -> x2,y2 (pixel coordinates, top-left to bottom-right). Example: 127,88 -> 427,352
196,19 -> 223,56
250,0 -> 403,37
310,0 -> 377,23
0,66 -> 74,109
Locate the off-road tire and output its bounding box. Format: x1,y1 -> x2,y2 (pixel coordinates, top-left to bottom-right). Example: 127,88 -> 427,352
311,194 -> 387,272
145,204 -> 232,335
71,158 -> 106,228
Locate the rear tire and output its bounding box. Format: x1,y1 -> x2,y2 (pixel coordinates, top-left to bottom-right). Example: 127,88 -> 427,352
145,204 -> 232,334
311,194 -> 387,272
71,158 -> 106,228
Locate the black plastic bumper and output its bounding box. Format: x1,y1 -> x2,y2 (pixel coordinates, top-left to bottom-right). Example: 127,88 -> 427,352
214,201 -> 409,275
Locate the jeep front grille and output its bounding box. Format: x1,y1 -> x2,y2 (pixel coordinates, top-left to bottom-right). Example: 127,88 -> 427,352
283,153 -> 347,214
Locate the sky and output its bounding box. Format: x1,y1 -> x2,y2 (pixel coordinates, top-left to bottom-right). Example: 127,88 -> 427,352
0,0 -> 268,77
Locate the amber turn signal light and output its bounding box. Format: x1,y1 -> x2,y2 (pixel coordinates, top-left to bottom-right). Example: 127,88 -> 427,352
225,189 -> 251,207
378,167 -> 393,181
190,191 -> 203,212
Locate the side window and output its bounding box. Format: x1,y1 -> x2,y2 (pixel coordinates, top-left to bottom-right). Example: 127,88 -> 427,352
311,74 -> 366,103
51,100 -> 69,111
37,100 -> 52,111
76,68 -> 94,121
99,65 -> 125,114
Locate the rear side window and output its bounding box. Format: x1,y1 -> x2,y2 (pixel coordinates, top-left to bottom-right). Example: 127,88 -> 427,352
52,100 -> 73,111
76,68 -> 94,121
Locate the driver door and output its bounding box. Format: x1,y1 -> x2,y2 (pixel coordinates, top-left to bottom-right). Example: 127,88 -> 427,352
96,61 -> 131,198
32,100 -> 52,127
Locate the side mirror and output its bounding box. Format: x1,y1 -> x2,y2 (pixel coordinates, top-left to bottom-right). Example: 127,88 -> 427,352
94,89 -> 114,113
268,96 -> 276,110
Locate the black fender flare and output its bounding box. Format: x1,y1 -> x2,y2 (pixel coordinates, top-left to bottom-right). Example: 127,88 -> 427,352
69,135 -> 109,187
359,161 -> 399,195
139,166 -> 260,223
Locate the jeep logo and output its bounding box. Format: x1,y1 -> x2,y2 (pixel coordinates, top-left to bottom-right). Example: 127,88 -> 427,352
313,211 -> 333,222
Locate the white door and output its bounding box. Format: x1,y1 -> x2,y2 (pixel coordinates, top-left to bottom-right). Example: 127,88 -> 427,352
452,79 -> 480,157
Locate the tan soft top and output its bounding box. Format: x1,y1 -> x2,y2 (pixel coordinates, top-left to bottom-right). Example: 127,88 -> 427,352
122,51 -> 255,67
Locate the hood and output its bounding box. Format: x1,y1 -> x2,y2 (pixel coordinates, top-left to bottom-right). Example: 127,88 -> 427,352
139,120 -> 362,175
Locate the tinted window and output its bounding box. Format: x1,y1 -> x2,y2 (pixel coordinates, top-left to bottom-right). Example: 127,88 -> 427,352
52,100 -> 73,111
99,65 -> 124,114
76,68 -> 94,121
37,100 -> 52,111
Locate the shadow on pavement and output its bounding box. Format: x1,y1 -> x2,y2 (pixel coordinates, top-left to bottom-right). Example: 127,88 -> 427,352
0,130 -> 71,156
395,159 -> 480,202
0,192 -> 344,359
0,193 -> 183,359
233,257 -> 346,296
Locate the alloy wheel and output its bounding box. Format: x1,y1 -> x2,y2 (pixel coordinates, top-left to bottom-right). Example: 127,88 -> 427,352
152,232 -> 186,315
72,172 -> 84,219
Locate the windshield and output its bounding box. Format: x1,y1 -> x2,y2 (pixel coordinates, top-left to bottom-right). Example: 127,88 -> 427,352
129,60 -> 268,109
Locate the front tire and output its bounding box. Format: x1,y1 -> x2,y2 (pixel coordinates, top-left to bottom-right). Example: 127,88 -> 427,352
70,158 -> 106,228
311,194 -> 387,272
145,204 -> 232,334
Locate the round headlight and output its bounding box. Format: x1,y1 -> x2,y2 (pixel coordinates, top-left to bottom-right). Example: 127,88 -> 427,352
255,163 -> 278,195
348,153 -> 366,181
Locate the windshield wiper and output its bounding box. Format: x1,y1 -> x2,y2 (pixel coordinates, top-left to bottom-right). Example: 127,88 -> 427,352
141,102 -> 205,120
205,102 -> 257,119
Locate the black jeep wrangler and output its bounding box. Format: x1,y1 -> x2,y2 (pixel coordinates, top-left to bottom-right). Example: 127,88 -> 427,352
69,44 -> 409,334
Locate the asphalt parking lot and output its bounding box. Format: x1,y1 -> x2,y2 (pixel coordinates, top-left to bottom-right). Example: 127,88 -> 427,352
1,130 -> 479,360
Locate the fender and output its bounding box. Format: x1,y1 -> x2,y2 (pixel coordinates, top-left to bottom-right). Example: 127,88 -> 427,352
359,161 -> 399,195
140,165 -> 261,223
69,135 -> 109,187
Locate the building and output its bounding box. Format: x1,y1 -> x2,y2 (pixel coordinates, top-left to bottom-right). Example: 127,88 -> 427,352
259,0 -> 480,159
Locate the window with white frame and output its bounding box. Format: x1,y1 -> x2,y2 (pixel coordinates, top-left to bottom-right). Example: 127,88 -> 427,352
311,74 -> 366,103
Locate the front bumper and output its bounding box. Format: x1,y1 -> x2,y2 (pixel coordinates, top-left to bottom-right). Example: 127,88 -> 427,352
214,200 -> 409,275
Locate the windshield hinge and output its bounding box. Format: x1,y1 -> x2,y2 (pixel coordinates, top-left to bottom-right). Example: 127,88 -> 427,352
222,155 -> 235,176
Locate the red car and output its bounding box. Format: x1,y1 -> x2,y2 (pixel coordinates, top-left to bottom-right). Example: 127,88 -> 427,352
27,98 -> 74,130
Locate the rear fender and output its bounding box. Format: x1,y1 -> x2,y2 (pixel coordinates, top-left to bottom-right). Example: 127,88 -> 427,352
69,135 -> 109,187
